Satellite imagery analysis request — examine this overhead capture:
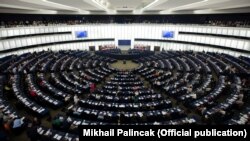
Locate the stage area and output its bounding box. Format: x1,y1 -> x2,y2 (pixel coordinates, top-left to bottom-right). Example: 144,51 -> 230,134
110,60 -> 139,70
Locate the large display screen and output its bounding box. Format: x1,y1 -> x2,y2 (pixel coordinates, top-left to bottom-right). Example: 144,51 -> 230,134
162,31 -> 174,38
118,40 -> 131,46
75,31 -> 88,38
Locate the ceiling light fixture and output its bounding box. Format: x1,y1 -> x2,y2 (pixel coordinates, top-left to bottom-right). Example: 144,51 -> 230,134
141,0 -> 159,11
19,0 -> 89,13
92,0 -> 108,10
133,0 -> 160,14
92,0 -> 116,14
160,0 -> 211,14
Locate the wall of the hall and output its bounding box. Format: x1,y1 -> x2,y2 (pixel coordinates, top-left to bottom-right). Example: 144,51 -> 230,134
0,24 -> 249,57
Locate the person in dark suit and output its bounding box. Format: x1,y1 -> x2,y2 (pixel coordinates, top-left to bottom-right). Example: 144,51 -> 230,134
26,123 -> 39,141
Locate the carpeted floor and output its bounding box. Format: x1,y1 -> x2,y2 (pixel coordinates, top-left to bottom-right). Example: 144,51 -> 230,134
110,60 -> 139,70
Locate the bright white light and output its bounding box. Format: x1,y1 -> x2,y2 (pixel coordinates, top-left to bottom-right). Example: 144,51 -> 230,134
133,9 -> 143,14
160,0 -> 210,14
142,0 -> 159,11
21,0 -> 89,13
92,0 -> 116,14
92,0 -> 107,10
194,9 -> 213,14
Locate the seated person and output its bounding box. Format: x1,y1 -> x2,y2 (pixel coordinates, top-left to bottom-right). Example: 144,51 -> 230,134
52,117 -> 63,130
26,123 -> 40,141
32,117 -> 41,126
64,95 -> 71,102
235,94 -> 244,108
11,117 -> 25,134
210,109 -> 226,124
